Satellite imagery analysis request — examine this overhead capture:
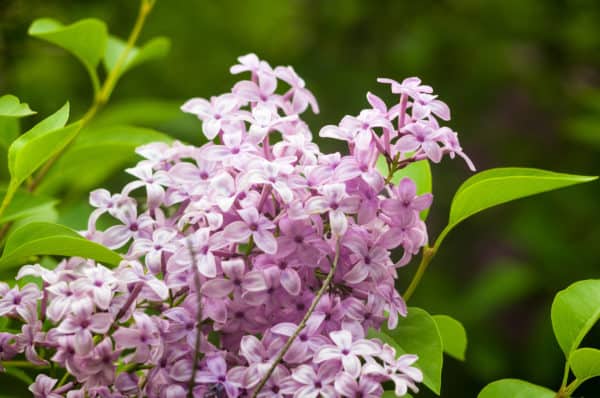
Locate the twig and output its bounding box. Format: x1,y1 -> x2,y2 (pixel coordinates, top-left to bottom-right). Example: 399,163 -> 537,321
250,239 -> 341,398
187,238 -> 203,398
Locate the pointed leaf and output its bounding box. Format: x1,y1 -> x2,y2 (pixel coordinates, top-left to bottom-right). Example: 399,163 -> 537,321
570,348 -> 600,383
478,379 -> 555,398
0,222 -> 121,268
432,315 -> 467,361
368,307 -> 443,395
28,18 -> 107,73
0,95 -> 35,118
449,168 -> 596,228
103,36 -> 170,76
8,103 -> 81,186
0,188 -> 57,224
38,124 -> 172,194
551,279 -> 600,357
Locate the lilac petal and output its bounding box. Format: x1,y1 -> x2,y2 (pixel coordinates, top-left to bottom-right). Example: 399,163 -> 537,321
90,313 -> 112,334
207,355 -> 227,377
342,354 -> 361,378
253,230 -> 277,254
352,340 -> 380,356
203,118 -> 222,140
343,263 -> 369,285
74,330 -> 93,354
270,322 -> 297,336
280,269 -> 301,296
292,365 -> 316,384
314,347 -> 341,363
329,210 -> 348,236
242,271 -> 267,292
422,141 -> 442,163
223,221 -> 252,242
334,372 -> 357,397
102,225 -> 132,249
330,330 -> 352,349
222,258 -> 245,279
194,371 -> 218,384
197,253 -> 217,278
305,197 -> 329,214
395,135 -> 420,152
202,279 -> 234,298
240,335 -> 265,363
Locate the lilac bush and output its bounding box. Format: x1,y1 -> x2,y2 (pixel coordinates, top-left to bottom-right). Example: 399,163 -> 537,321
0,53 -> 475,397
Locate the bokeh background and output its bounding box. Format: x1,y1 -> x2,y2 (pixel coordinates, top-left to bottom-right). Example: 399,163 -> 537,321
1,0 -> 599,396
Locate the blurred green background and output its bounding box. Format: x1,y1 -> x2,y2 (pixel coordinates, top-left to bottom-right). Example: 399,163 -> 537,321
1,0 -> 599,396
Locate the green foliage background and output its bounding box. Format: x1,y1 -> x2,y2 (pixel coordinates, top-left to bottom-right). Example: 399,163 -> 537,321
1,0 -> 599,396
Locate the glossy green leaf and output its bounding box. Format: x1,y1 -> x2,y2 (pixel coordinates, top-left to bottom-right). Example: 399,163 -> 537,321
0,95 -> 35,118
449,168 -> 596,227
7,103 -> 79,186
570,348 -> 600,383
28,18 -> 107,75
551,279 -> 600,357
0,222 -> 121,268
432,314 -> 467,361
369,307 -> 443,394
0,117 -> 20,151
478,379 -> 554,398
437,168 -> 598,245
0,188 -> 57,224
376,156 -> 432,219
104,36 -> 170,76
38,124 -> 171,194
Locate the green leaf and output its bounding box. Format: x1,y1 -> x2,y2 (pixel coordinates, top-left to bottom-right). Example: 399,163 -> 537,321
478,379 -> 555,398
38,124 -> 172,194
369,307 -> 443,395
570,348 -> 600,383
0,117 -> 20,151
438,168 -> 597,245
103,36 -> 170,76
0,188 -> 57,224
0,95 -> 35,118
432,315 -> 467,361
376,156 -> 432,219
28,18 -> 107,81
7,103 -> 79,186
0,222 -> 121,268
551,279 -> 600,357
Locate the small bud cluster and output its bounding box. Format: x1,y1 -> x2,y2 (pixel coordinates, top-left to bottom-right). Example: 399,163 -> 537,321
0,53 -> 472,397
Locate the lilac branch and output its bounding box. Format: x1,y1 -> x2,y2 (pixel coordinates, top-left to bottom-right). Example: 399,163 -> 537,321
250,239 -> 341,398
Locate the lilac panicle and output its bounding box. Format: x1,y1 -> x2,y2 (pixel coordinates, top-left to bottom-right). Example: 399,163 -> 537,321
0,53 -> 472,397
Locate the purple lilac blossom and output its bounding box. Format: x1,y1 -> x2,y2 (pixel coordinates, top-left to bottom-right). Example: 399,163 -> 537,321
0,53 -> 474,397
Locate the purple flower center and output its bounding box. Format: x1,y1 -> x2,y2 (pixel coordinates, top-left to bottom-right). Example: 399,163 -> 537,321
249,223 -> 259,231
129,222 -> 139,232
341,348 -> 350,355
294,235 -> 304,244
314,381 -> 322,389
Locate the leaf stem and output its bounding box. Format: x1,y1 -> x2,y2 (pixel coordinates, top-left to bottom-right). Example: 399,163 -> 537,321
250,239 -> 341,398
24,0 -> 155,196
1,360 -> 50,368
403,245 -> 437,302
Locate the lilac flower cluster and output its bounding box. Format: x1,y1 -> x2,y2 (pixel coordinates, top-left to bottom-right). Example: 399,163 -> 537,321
0,54 -> 473,397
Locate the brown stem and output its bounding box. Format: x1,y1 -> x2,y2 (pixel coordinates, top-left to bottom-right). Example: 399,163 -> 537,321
250,239 -> 341,398
187,239 -> 204,398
